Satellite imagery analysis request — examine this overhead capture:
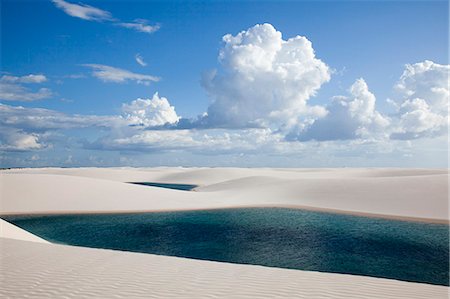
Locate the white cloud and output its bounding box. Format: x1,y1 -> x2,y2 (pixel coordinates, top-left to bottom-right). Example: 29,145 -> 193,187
51,0 -> 112,21
121,93 -> 180,127
64,74 -> 86,79
0,83 -> 52,102
203,23 -> 330,129
390,60 -> 449,139
8,133 -> 42,150
118,20 -> 160,34
83,64 -> 159,85
393,98 -> 447,139
92,128 -> 288,155
0,74 -> 52,101
0,103 -> 121,130
0,102 -> 123,151
51,0 -> 160,34
0,128 -> 43,151
1,74 -> 47,83
103,130 -> 197,151
290,79 -> 390,141
395,60 -> 449,112
135,54 -> 147,66
0,101 -> 283,155
0,92 -> 179,152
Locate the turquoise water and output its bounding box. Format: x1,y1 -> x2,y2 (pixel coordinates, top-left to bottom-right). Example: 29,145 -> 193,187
3,208 -> 449,286
128,182 -> 197,191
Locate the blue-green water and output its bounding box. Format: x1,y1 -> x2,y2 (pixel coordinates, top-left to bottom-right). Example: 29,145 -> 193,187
3,208 -> 449,286
128,182 -> 197,191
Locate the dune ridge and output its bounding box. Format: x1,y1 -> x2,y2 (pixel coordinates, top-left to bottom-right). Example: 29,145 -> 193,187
1,167 -> 448,222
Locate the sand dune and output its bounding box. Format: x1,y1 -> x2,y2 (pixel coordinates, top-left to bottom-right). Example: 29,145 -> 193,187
1,167 -> 448,221
0,219 -> 49,244
1,167 -> 448,298
1,238 -> 447,299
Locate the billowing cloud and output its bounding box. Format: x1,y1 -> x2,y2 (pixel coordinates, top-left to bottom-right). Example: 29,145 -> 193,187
0,74 -> 52,101
51,0 -> 160,34
118,20 -> 160,34
1,13 -> 448,167
202,23 -> 330,129
0,93 -> 180,134
135,54 -> 147,66
390,60 -> 449,139
82,64 -> 159,85
291,79 -> 390,141
52,0 -> 112,21
122,93 -> 180,127
392,98 -> 447,139
0,99 -> 284,155
0,92 -> 179,151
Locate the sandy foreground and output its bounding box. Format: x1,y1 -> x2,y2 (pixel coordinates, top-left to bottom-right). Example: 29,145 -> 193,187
0,167 -> 449,298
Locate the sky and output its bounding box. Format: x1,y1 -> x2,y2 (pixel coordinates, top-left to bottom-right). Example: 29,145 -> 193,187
0,0 -> 448,168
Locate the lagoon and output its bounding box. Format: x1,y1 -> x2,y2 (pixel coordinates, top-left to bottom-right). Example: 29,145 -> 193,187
3,208 -> 448,286
128,182 -> 197,191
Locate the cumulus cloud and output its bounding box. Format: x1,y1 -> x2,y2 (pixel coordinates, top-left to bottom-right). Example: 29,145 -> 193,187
286,61 -> 449,142
118,20 -> 160,34
122,93 -> 180,127
135,54 -> 147,66
0,128 -> 43,151
52,0 -> 112,21
0,74 -> 52,101
52,0 -> 160,34
202,23 -> 330,129
392,98 -> 447,139
0,92 -> 179,151
0,99 -> 283,155
82,64 -> 159,85
390,60 -> 449,139
291,79 -> 390,141
0,92 -> 179,135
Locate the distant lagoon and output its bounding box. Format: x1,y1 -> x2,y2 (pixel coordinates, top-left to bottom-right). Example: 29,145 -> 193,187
127,182 -> 198,191
4,207 -> 448,286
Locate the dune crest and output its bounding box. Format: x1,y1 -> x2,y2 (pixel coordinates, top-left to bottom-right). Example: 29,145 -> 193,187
1,167 -> 448,222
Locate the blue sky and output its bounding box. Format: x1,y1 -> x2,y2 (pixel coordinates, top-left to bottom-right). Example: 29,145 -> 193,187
0,0 -> 448,167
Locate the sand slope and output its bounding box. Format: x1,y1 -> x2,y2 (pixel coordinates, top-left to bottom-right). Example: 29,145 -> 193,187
1,167 -> 448,221
0,238 -> 447,299
0,219 -> 49,243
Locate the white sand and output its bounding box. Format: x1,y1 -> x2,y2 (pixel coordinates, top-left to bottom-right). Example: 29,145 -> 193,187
1,238 -> 448,299
0,219 -> 49,243
1,167 -> 448,221
0,167 -> 448,298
